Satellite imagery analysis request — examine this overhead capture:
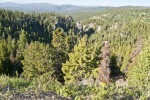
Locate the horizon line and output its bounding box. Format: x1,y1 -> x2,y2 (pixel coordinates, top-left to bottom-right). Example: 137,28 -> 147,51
0,2 -> 149,7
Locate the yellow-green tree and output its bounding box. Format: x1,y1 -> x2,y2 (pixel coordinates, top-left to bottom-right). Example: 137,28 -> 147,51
62,38 -> 96,83
52,28 -> 69,82
128,38 -> 150,88
17,30 -> 27,60
52,28 -> 65,51
121,45 -> 132,73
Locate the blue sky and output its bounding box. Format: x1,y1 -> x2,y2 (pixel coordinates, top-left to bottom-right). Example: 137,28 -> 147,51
0,0 -> 150,6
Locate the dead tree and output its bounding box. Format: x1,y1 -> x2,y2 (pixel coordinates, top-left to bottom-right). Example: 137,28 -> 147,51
96,41 -> 111,84
127,35 -> 143,71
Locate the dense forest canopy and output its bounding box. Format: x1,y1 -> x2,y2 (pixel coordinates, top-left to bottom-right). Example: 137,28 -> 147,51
0,8 -> 149,99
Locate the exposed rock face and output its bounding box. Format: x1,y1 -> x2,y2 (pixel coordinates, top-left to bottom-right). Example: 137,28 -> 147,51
80,78 -> 95,85
115,79 -> 128,87
53,16 -> 61,30
53,16 -> 74,32
83,24 -> 87,30
76,22 -> 97,35
82,23 -> 96,36
76,21 -> 83,33
96,26 -> 102,33
110,23 -> 118,31
84,23 -> 95,31
66,15 -> 74,22
52,15 -> 83,35
89,23 -> 95,28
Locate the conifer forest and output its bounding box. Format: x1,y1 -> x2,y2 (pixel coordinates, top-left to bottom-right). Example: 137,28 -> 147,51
0,4 -> 149,100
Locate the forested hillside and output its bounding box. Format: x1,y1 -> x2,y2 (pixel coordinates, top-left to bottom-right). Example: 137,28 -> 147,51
0,8 -> 149,100
77,9 -> 150,74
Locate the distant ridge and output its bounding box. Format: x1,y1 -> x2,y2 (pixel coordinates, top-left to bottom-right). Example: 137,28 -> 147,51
0,2 -> 84,12
0,2 -> 149,14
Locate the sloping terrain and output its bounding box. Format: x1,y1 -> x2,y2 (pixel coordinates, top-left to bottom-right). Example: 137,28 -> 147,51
0,7 -> 149,100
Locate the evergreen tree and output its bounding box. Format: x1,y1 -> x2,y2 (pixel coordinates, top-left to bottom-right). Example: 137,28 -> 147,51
52,28 -> 65,50
7,35 -> 12,53
126,35 -> 143,72
0,39 -> 8,61
52,28 -> 68,82
0,39 -> 14,75
0,23 -> 2,35
121,45 -> 132,73
22,41 -> 54,80
11,39 -> 17,56
128,38 -> 150,88
62,38 -> 95,83
65,36 -> 74,52
17,30 -> 27,60
0,60 -> 2,72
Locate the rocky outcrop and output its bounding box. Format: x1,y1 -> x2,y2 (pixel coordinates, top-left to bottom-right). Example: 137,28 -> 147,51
96,26 -> 102,33
53,16 -> 61,30
115,79 -> 128,87
53,16 -> 74,32
65,15 -> 74,22
76,21 -> 83,33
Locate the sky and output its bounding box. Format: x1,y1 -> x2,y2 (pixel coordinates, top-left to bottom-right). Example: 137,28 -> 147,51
0,0 -> 150,6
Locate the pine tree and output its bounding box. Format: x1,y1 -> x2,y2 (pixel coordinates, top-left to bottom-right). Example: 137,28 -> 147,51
121,45 -> 132,73
65,36 -> 74,52
17,30 -> 27,60
11,39 -> 17,56
62,38 -> 95,83
51,28 -> 67,65
7,35 -> 12,53
0,39 -> 7,74
0,39 -> 14,75
0,39 -> 8,61
52,28 -> 65,51
126,35 -> 143,72
128,38 -> 150,88
0,60 -> 2,73
22,41 -> 54,80
52,28 -> 68,82
0,22 -> 2,34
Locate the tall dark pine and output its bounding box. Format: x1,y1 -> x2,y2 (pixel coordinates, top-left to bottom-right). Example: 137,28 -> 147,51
52,28 -> 66,82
